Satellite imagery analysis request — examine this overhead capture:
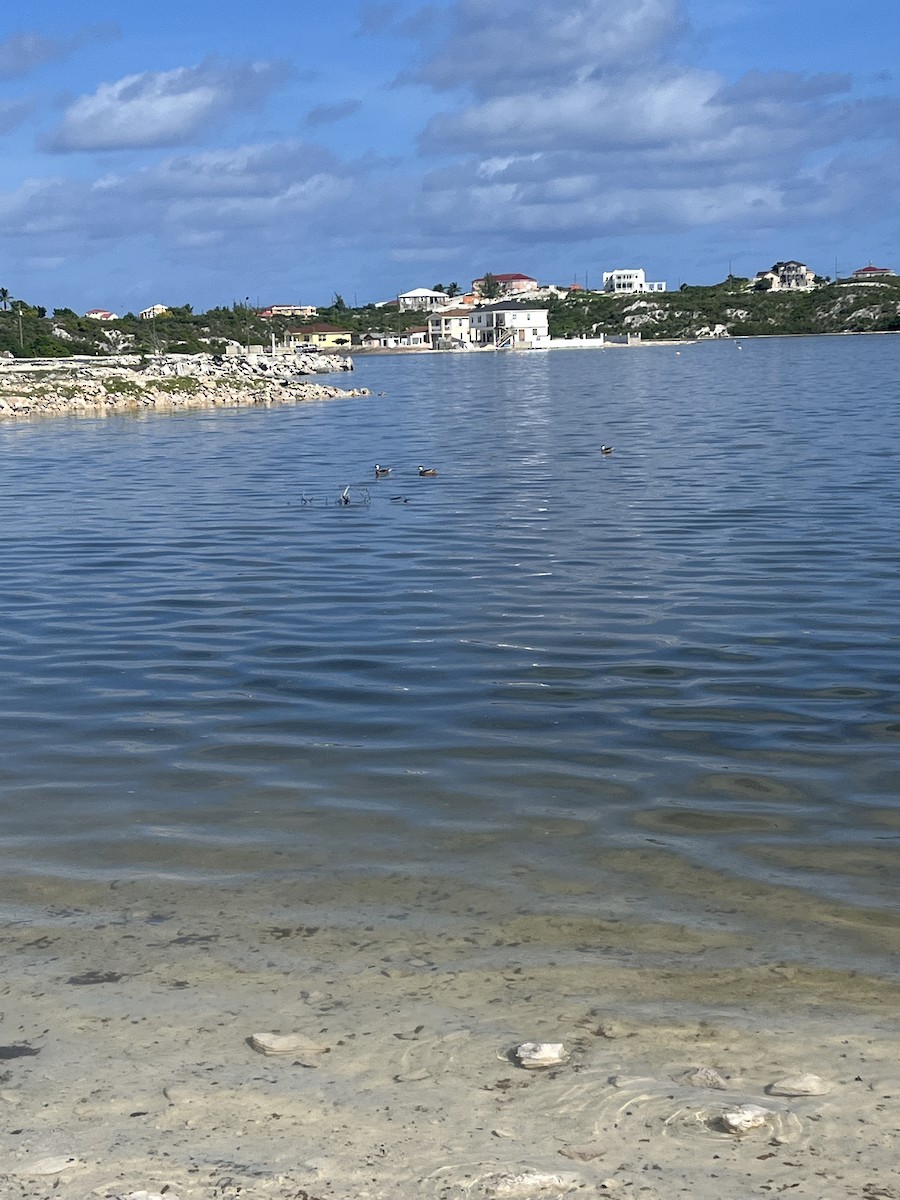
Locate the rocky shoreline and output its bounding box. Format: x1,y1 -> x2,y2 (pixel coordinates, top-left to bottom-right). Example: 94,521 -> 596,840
0,352 -> 368,420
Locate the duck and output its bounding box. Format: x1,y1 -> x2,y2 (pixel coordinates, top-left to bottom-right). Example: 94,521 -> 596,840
418,465 -> 438,477
374,464 -> 392,478
600,445 -> 614,455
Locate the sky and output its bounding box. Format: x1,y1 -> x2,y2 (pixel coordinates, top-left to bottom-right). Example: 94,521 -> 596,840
1,0 -> 899,314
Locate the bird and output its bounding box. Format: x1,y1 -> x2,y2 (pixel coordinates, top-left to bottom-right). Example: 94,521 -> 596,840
340,485 -> 351,505
374,464 -> 392,478
418,465 -> 438,477
600,445 -> 614,455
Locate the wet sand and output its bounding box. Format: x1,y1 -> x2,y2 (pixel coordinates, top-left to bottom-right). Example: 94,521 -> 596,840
0,869 -> 897,1200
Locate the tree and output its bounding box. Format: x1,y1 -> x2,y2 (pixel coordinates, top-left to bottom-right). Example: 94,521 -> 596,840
332,293 -> 347,311
0,287 -> 10,311
432,283 -> 446,294
446,282 -> 461,297
480,272 -> 500,299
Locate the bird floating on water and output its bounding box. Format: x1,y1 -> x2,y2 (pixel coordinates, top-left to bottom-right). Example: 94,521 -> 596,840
374,464 -> 392,478
418,465 -> 438,477
600,445 -> 614,455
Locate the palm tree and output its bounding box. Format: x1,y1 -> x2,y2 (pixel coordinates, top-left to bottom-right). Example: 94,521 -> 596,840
0,287 -> 10,312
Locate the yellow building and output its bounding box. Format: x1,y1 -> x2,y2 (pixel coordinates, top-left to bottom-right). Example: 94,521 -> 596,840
287,323 -> 354,349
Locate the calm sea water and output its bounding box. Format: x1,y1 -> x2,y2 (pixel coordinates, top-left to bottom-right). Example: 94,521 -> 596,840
1,337 -> 898,968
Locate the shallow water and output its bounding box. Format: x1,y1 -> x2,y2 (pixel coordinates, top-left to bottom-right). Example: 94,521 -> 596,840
0,337 -> 898,976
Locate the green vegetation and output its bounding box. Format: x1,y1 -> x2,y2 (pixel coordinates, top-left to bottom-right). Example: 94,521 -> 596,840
546,276 -> 900,340
0,278 -> 898,359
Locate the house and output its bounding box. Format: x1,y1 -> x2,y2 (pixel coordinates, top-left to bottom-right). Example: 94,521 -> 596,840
468,301 -> 550,349
753,261 -> 817,291
84,309 -> 118,321
286,324 -> 353,349
259,304 -> 318,319
850,264 -> 895,281
602,269 -> 666,295
427,308 -> 475,349
355,330 -> 401,349
471,273 -> 538,298
398,326 -> 429,347
139,304 -> 169,320
397,288 -> 454,312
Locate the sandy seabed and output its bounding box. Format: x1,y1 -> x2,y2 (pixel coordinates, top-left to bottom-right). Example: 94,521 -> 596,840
0,866 -> 897,1200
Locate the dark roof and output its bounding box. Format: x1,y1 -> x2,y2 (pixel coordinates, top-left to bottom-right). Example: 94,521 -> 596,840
476,300 -> 548,312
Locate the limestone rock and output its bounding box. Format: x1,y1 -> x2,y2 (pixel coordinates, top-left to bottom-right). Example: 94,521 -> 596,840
514,1041 -> 569,1070
248,1031 -> 328,1059
766,1072 -> 832,1097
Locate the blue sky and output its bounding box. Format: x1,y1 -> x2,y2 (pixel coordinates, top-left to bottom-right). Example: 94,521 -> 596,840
1,0 -> 899,313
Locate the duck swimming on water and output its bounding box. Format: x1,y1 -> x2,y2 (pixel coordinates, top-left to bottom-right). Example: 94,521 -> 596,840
600,445 -> 614,455
418,465 -> 438,477
374,464 -> 392,478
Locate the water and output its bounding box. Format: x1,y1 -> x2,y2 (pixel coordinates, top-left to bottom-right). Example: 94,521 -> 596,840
1,336 -> 898,976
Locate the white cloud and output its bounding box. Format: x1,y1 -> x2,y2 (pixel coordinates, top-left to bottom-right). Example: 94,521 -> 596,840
403,0 -> 900,250
44,56 -> 292,152
410,0 -> 684,96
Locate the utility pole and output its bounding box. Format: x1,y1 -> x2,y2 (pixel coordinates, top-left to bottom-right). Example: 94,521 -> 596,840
15,302 -> 23,350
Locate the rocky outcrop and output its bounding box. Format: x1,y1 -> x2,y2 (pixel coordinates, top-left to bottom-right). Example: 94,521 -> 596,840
0,352 -> 366,420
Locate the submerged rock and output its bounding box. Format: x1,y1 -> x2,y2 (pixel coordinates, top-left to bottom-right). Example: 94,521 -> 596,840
248,1031 -> 328,1060
513,1042 -> 570,1070
766,1072 -> 833,1096
721,1103 -> 772,1134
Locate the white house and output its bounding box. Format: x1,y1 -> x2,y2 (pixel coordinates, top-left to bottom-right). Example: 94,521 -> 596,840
84,308 -> 119,321
602,269 -> 666,295
140,304 -> 169,320
259,304 -> 318,318
397,288 -> 454,312
753,261 -> 817,291
469,301 -> 550,349
427,308 -> 474,349
850,264 -> 895,282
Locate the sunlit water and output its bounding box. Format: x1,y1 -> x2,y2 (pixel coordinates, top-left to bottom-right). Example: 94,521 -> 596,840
0,337 -> 898,974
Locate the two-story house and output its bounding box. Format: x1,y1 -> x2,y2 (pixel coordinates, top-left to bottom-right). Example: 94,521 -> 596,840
427,308 -> 474,349
471,273 -> 539,299
602,269 -> 666,294
468,302 -> 550,349
753,261 -> 818,291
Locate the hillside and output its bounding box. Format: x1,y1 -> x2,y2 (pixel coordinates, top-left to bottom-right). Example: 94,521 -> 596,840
547,277 -> 900,340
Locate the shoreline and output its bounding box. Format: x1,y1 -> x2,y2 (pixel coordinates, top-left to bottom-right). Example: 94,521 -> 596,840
1,869 -> 898,1199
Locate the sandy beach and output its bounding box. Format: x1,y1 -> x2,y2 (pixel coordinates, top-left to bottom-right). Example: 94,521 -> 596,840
1,865 -> 897,1200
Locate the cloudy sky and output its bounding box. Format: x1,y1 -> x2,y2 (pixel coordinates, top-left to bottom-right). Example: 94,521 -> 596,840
1,0 -> 899,313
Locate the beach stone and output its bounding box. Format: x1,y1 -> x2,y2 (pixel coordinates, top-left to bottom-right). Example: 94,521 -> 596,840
248,1031 -> 328,1059
13,1155 -> 80,1176
766,1072 -> 832,1096
492,1170 -> 582,1196
686,1065 -> 729,1090
559,1141 -> 605,1162
514,1041 -> 569,1069
721,1103 -> 771,1134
